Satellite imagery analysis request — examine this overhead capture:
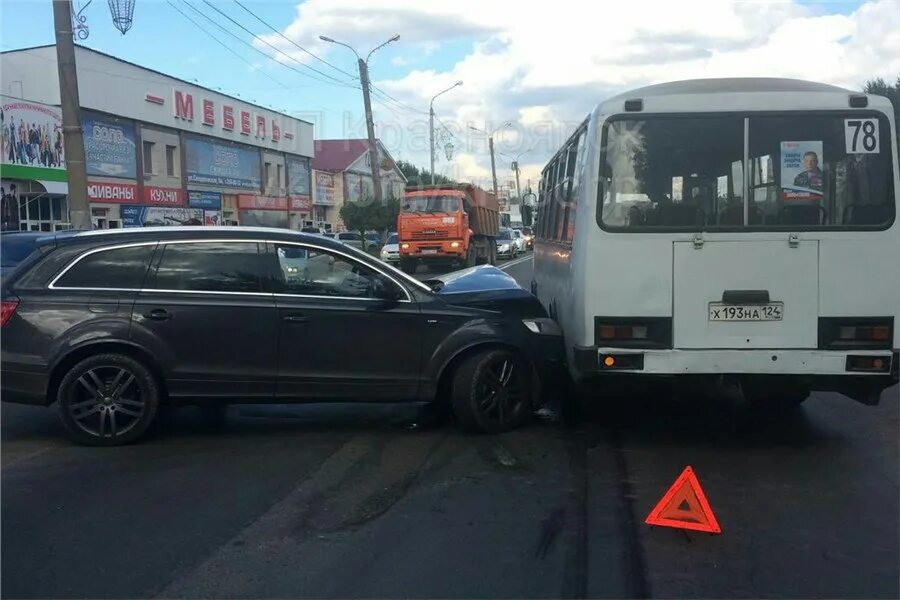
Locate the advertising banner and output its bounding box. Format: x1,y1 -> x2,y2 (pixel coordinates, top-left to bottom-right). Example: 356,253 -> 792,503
82,116 -> 137,178
188,190 -> 222,209
204,210 -> 223,226
290,195 -> 312,211
143,185 -> 184,206
780,141 -> 824,201
1,95 -> 65,174
122,205 -> 203,227
87,180 -> 139,203
286,156 -> 311,196
238,194 -> 288,210
184,137 -> 261,190
314,171 -> 335,205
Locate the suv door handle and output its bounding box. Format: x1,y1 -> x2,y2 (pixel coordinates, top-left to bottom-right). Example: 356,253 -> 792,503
143,308 -> 171,321
282,314 -> 309,323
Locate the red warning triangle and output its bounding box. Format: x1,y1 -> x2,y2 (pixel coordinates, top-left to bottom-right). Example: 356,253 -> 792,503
645,466 -> 721,534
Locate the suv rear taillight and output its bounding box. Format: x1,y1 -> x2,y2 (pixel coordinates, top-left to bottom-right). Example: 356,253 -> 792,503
1,298 -> 19,327
819,317 -> 893,350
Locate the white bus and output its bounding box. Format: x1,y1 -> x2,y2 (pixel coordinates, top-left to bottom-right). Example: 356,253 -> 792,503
532,78 -> 898,407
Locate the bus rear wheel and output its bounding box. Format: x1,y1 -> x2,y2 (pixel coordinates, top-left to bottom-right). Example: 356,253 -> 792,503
741,378 -> 809,410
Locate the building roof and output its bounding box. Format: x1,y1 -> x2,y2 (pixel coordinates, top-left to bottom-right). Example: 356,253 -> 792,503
0,44 -> 312,126
312,139 -> 370,171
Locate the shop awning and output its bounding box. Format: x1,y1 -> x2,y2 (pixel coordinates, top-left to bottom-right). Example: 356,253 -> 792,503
37,181 -> 69,195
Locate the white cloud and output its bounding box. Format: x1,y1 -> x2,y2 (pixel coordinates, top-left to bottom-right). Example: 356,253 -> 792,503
270,0 -> 900,188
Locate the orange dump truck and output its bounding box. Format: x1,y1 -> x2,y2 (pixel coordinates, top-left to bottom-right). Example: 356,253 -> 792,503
397,185 -> 500,273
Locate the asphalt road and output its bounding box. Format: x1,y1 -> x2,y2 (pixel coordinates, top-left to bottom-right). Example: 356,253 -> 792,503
2,253 -> 898,599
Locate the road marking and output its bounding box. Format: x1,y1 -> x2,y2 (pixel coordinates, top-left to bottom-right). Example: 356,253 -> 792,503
500,254 -> 533,271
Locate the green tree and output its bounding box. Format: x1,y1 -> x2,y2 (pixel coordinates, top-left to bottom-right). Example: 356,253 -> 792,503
396,160 -> 457,188
339,195 -> 402,251
864,77 -> 900,144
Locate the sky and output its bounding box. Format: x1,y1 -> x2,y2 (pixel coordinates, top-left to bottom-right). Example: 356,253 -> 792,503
2,0 -> 899,190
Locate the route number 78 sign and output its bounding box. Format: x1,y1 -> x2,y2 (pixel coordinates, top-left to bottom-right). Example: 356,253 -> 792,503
845,118 -> 880,154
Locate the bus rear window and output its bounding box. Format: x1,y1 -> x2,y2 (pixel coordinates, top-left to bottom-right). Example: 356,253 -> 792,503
748,114 -> 894,228
599,113 -> 895,230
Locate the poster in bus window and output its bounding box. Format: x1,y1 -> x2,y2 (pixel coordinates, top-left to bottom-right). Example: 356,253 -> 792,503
780,141 -> 824,201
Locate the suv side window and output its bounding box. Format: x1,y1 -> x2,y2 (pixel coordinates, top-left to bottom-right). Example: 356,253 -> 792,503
54,244 -> 155,289
273,244 -> 403,299
152,241 -> 264,293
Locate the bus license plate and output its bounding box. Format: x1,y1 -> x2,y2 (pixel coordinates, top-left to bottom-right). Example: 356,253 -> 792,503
708,303 -> 783,321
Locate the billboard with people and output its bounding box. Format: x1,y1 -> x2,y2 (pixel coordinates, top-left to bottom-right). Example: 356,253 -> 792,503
1,95 -> 65,173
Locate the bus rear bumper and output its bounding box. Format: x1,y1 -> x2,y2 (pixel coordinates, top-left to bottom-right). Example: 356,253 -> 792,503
572,348 -> 898,405
574,347 -> 898,378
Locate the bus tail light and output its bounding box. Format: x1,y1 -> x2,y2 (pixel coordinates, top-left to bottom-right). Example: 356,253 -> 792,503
594,317 -> 672,348
819,318 -> 893,349
846,355 -> 891,373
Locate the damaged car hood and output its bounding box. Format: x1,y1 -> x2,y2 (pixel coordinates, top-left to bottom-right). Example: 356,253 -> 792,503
425,265 -> 547,317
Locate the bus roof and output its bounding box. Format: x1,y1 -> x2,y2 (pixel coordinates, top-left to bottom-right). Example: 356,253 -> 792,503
596,77 -> 892,118
607,77 -> 851,100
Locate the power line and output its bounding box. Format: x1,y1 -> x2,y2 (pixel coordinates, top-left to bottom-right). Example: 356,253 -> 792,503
231,0 -> 356,81
200,0 -> 356,88
166,0 -> 292,92
175,0 -> 352,116
228,0 -> 427,117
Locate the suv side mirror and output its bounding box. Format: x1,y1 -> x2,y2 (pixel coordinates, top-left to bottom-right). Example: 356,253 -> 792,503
371,276 -> 405,301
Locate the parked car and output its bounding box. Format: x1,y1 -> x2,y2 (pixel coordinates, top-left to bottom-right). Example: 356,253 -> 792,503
300,226 -> 323,234
0,227 -> 562,445
512,229 -> 527,254
364,232 -> 382,253
380,232 -> 400,264
334,231 -> 364,250
1,231 -> 49,282
496,227 -> 518,259
522,227 -> 534,250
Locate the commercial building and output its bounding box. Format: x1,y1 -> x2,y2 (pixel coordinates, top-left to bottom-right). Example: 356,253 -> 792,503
1,45 -> 314,231
311,138 -> 406,231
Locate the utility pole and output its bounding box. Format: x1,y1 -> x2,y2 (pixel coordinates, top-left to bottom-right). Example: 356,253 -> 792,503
53,0 -> 90,229
357,58 -> 382,201
320,34 -> 399,202
512,160 -> 521,201
429,81 -> 463,185
429,104 -> 435,185
488,136 -> 498,199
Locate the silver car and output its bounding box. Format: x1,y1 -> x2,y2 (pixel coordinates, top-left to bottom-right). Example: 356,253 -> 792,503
379,232 -> 400,264
335,231 -> 364,250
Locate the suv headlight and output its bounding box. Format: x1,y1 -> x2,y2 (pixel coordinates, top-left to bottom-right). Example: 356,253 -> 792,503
522,318 -> 562,335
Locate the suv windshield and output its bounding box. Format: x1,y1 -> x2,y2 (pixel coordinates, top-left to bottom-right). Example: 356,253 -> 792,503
599,113 -> 895,230
498,228 -> 512,240
402,196 -> 461,213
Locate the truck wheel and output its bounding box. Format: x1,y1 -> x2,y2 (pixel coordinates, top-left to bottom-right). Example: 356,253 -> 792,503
465,245 -> 476,268
451,348 -> 533,433
400,258 -> 416,274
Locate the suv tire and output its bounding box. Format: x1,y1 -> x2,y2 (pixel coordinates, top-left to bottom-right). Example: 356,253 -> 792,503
57,353 -> 161,446
451,348 -> 532,433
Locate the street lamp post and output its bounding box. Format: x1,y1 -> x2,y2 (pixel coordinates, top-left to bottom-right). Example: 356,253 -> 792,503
502,146 -> 533,202
469,122 -> 511,200
429,81 -> 462,185
320,34 -> 399,202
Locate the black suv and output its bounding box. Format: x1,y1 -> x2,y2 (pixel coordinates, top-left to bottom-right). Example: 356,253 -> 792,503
1,227 -> 562,445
